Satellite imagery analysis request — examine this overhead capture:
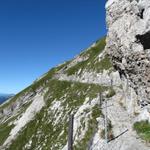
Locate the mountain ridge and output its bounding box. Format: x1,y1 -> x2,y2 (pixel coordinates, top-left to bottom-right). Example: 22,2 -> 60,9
0,37 -> 118,149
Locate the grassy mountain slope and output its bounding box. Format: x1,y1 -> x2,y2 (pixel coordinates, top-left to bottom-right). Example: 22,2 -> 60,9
0,37 -> 116,150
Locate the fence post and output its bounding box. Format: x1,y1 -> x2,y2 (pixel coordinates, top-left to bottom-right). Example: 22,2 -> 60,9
68,114 -> 74,150
105,100 -> 108,143
99,92 -> 102,107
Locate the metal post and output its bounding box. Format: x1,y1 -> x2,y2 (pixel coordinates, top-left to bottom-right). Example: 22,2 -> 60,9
99,92 -> 102,107
126,78 -> 129,92
110,78 -> 113,87
105,100 -> 108,143
125,78 -> 129,106
68,114 -> 74,150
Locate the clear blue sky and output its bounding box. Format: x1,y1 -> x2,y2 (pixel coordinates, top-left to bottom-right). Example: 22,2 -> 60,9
0,0 -> 106,94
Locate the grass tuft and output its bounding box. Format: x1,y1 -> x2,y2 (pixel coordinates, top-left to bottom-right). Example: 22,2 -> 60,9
134,120 -> 150,143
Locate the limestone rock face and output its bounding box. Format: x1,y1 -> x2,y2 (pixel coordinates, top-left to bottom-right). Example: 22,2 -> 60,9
105,0 -> 150,105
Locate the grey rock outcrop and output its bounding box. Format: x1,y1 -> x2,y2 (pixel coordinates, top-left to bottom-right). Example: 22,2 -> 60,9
105,0 -> 150,107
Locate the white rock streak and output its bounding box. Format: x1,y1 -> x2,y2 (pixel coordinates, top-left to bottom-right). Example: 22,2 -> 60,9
105,0 -> 118,8
3,94 -> 45,146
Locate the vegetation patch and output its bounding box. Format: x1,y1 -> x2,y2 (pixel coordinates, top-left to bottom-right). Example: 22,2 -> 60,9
134,120 -> 150,143
45,79 -> 110,108
0,123 -> 14,146
7,107 -> 68,150
94,55 -> 113,72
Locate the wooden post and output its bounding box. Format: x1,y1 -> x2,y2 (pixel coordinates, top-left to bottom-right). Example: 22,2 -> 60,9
68,114 -> 74,150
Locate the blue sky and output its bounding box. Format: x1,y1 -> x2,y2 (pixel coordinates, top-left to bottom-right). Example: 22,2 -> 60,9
0,0 -> 106,94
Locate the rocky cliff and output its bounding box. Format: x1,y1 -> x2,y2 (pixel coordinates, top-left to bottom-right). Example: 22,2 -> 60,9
105,0 -> 150,113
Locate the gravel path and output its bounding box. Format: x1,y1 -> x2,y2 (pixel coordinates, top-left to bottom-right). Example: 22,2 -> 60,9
95,91 -> 150,150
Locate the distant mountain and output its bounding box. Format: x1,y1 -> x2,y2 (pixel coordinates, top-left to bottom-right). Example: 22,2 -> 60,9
0,94 -> 14,104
